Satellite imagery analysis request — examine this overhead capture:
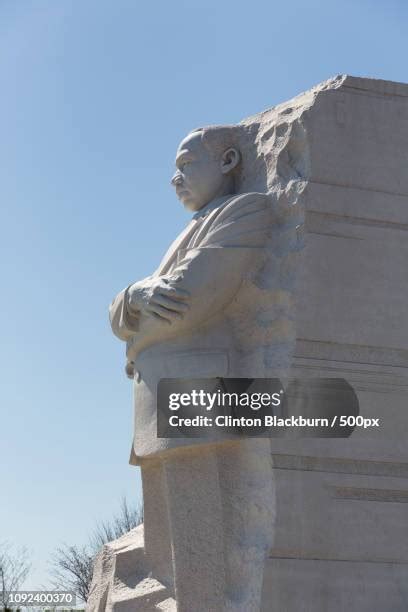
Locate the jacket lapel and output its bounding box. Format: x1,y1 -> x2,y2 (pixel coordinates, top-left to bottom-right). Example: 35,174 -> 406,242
154,218 -> 202,276
153,196 -> 233,277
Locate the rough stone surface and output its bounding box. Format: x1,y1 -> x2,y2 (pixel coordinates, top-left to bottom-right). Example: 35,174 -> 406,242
259,75 -> 408,610
88,75 -> 408,610
88,442 -> 276,612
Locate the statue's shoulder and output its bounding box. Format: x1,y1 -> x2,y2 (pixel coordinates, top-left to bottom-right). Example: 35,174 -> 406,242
227,191 -> 268,205
213,192 -> 269,224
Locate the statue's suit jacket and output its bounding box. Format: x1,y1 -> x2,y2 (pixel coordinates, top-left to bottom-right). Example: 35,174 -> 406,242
110,192 -> 278,464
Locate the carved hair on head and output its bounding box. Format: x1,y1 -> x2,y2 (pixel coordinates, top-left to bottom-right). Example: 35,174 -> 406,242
189,125 -> 242,161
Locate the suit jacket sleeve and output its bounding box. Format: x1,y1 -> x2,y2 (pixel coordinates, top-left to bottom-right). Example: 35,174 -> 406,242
109,286 -> 140,341
129,193 -> 272,347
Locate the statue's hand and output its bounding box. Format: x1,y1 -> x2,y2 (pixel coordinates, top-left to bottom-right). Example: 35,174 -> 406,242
127,276 -> 190,324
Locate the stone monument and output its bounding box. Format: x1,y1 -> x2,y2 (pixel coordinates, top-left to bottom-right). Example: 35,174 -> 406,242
258,74 -> 408,611
87,75 -> 408,612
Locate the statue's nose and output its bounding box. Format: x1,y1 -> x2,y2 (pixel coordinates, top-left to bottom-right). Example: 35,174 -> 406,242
171,171 -> 183,187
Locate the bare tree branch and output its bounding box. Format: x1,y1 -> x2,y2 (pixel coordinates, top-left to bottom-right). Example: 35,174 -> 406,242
0,542 -> 31,610
51,545 -> 93,604
90,497 -> 143,552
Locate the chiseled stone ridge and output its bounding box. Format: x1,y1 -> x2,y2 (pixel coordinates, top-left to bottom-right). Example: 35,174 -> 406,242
87,525 -> 176,611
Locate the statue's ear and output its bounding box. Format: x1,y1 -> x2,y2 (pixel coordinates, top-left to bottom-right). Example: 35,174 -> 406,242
220,147 -> 241,174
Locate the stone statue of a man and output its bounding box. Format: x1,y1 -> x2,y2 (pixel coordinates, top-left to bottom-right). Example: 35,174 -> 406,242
108,126 -> 276,611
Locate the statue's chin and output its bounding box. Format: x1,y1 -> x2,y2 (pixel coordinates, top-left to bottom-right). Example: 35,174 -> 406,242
181,198 -> 202,213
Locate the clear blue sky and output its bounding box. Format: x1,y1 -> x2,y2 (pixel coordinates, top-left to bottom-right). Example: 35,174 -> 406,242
1,0 -> 407,591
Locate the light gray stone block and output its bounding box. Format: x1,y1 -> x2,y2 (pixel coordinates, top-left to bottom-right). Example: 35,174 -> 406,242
89,75 -> 408,611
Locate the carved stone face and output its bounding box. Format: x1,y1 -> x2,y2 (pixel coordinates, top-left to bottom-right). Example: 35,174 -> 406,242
171,130 -> 240,212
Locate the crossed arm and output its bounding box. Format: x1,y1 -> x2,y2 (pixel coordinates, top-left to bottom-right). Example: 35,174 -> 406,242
109,247 -> 252,344
109,194 -> 271,347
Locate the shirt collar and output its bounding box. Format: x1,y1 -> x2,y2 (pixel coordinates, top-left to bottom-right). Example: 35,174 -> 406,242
192,194 -> 234,220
